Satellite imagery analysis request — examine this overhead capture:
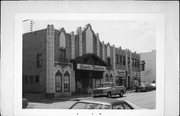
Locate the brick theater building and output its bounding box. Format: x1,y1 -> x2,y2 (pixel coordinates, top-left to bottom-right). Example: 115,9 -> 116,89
23,24 -> 145,98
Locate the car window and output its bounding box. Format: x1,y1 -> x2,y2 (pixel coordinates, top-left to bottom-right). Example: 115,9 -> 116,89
113,104 -> 124,109
101,105 -> 111,109
99,83 -> 112,87
113,103 -> 133,110
86,103 -> 101,109
122,104 -> 132,109
71,102 -> 87,109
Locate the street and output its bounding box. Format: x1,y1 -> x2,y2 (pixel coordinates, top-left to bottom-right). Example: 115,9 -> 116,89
27,90 -> 155,109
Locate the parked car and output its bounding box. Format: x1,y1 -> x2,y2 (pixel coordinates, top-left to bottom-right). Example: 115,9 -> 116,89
150,83 -> 156,90
135,85 -> 146,92
22,98 -> 28,108
135,83 -> 156,92
92,82 -> 126,98
69,98 -> 141,109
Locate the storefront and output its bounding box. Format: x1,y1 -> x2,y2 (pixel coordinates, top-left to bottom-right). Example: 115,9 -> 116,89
132,71 -> 141,88
115,69 -> 126,87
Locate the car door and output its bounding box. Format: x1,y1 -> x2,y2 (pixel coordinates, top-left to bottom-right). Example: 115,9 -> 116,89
111,83 -> 117,95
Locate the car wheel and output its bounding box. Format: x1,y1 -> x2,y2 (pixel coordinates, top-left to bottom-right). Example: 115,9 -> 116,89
107,92 -> 111,98
119,91 -> 123,97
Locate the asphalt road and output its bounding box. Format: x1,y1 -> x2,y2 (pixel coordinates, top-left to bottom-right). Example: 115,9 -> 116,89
116,90 -> 156,109
27,90 -> 156,109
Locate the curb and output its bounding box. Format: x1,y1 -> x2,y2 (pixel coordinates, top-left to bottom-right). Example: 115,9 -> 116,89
126,90 -> 135,94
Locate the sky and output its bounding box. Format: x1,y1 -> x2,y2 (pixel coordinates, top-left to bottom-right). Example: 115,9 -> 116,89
23,20 -> 156,53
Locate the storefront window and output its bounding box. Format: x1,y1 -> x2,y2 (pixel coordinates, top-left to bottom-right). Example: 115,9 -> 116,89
55,71 -> 62,92
95,79 -> 101,88
64,71 -> 70,92
105,74 -> 109,82
110,74 -> 113,82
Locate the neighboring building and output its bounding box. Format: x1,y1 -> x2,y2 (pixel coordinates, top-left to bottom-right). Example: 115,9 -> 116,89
140,50 -> 156,84
23,24 -> 144,98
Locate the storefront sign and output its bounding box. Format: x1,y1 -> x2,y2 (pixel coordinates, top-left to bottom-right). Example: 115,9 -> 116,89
132,71 -> 140,77
116,70 -> 126,76
77,64 -> 106,71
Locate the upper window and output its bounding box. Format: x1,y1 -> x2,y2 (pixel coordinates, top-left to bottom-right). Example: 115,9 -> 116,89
60,48 -> 66,62
59,31 -> 66,48
30,75 -> 34,83
35,75 -> 39,83
119,55 -> 122,65
137,59 -> 139,67
123,56 -> 126,65
116,54 -> 118,64
135,59 -> 137,67
37,54 -> 42,67
128,57 -> 130,64
132,58 -> 135,67
107,57 -> 111,67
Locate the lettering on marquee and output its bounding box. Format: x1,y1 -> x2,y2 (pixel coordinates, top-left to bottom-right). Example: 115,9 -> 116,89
77,64 -> 106,71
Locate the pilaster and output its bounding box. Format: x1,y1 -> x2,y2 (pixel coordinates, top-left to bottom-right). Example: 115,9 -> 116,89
113,45 -> 116,84
46,25 -> 55,94
102,41 -> 105,61
77,27 -> 83,56
70,32 -> 75,59
96,33 -> 100,57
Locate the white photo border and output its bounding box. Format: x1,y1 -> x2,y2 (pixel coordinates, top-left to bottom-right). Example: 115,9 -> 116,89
14,13 -> 165,116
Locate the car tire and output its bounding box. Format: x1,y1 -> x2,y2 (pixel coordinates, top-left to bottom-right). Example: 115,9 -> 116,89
107,92 -> 111,98
119,91 -> 124,97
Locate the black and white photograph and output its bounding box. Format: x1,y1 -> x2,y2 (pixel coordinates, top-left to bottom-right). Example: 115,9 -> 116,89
1,1 -> 179,116
22,19 -> 155,110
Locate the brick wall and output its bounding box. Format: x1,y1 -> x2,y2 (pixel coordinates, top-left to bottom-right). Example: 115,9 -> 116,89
23,29 -> 47,93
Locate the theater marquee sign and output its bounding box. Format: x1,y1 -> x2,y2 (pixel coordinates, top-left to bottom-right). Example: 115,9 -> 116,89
77,63 -> 106,71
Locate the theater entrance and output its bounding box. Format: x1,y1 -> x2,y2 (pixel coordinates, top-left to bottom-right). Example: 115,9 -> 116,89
75,70 -> 103,93
71,53 -> 108,94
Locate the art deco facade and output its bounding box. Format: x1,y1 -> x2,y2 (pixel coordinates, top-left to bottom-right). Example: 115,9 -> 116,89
23,24 -> 144,98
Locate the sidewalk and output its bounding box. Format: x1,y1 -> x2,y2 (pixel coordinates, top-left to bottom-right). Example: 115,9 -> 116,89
26,93 -> 92,103
26,90 -> 135,103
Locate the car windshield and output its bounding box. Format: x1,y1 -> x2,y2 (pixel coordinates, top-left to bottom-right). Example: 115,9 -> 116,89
98,83 -> 112,87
